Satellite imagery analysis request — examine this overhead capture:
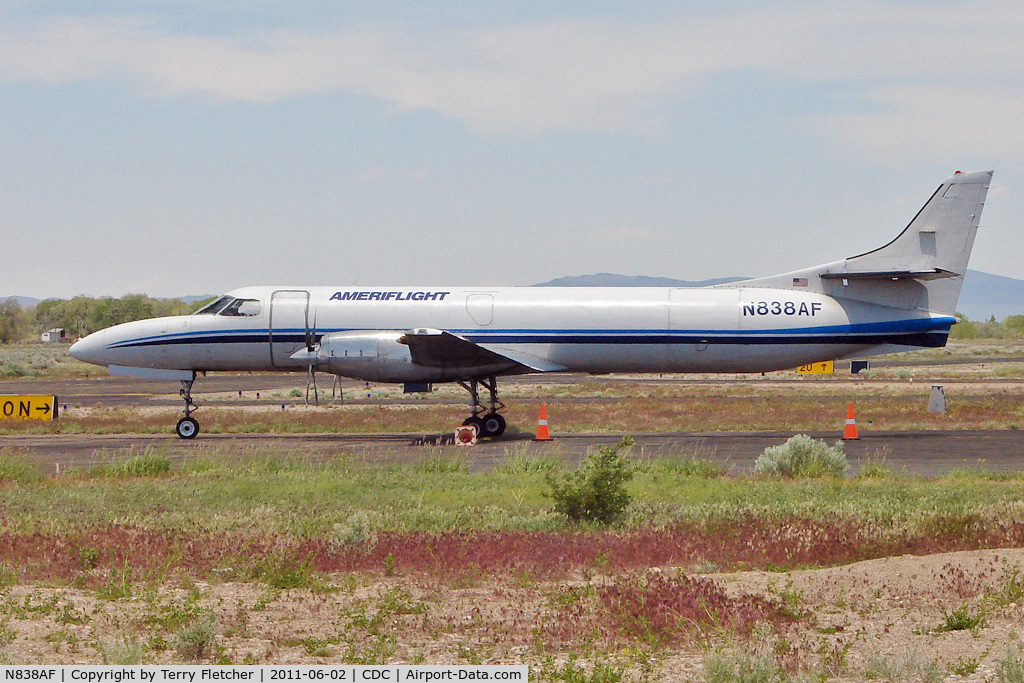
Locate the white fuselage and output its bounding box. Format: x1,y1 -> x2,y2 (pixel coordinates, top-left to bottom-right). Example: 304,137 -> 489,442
70,285 -> 954,380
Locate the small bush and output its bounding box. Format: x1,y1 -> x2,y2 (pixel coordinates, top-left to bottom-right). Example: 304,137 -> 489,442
934,603 -> 987,634
754,434 -> 848,478
174,613 -> 218,661
861,649 -> 943,682
99,635 -> 145,665
996,644 -> 1024,683
702,646 -> 787,683
540,656 -> 624,683
0,362 -> 29,378
546,438 -> 634,524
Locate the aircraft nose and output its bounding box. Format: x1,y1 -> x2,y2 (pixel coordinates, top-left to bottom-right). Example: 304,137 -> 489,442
69,330 -> 109,366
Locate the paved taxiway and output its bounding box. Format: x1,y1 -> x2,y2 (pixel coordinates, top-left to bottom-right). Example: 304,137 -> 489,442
4,430 -> 1023,477
3,371 -> 1023,477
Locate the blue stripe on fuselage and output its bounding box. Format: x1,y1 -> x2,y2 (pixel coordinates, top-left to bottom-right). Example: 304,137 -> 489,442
104,318 -> 954,350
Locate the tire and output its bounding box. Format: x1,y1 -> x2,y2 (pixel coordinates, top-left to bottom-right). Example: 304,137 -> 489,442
462,415 -> 485,434
175,416 -> 200,439
480,412 -> 507,438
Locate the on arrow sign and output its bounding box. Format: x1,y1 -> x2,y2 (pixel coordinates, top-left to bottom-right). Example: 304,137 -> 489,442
0,395 -> 58,421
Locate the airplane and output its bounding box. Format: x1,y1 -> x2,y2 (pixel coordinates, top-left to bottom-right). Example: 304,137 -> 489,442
70,170 -> 992,439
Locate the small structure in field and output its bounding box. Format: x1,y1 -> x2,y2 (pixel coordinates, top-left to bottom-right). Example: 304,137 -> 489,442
41,328 -> 67,343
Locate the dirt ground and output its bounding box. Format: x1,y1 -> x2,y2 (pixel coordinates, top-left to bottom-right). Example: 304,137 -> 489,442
3,548 -> 1024,680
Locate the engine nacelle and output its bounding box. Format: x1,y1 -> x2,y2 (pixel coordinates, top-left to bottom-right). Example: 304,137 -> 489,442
314,331 -> 406,382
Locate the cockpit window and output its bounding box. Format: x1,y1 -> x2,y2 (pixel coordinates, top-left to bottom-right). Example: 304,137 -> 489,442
194,296 -> 232,315
220,298 -> 262,317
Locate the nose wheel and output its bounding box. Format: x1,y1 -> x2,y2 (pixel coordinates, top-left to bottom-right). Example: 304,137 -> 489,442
176,376 -> 200,439
459,377 -> 507,438
176,416 -> 199,439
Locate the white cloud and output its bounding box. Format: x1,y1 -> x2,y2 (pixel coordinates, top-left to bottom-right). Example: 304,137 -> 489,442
811,84 -> 1024,164
0,10 -> 815,133
0,2 -> 1023,149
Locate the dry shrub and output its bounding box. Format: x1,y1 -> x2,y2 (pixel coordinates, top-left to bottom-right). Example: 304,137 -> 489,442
754,434 -> 848,478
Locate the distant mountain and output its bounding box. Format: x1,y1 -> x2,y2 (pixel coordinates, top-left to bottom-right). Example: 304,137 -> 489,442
3,296 -> 41,309
959,270 -> 1024,322
533,269 -> 1024,321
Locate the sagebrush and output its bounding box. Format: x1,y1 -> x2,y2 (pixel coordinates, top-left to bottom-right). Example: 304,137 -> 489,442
754,434 -> 848,478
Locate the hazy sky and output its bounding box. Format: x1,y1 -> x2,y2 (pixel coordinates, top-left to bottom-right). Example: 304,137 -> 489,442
2,1 -> 1022,298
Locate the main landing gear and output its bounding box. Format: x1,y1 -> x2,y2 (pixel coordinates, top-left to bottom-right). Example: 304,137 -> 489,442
458,377 -> 507,438
175,376 -> 199,439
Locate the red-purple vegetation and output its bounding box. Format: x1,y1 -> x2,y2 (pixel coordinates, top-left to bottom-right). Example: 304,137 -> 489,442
535,571 -> 794,648
597,572 -> 792,642
5,512 -> 1024,585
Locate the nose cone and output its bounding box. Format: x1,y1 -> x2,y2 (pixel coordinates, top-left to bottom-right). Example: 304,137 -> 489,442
69,330 -> 109,366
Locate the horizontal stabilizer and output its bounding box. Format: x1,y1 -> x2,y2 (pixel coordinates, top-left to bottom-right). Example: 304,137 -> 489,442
819,268 -> 958,282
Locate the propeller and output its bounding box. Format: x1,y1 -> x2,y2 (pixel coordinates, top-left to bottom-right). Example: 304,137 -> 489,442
305,308 -> 319,406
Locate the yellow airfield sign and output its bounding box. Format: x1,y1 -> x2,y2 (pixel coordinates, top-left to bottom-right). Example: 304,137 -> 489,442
796,361 -> 834,374
0,395 -> 58,420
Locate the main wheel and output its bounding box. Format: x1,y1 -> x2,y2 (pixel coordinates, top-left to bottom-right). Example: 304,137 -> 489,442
175,416 -> 199,439
480,412 -> 506,438
462,415 -> 485,433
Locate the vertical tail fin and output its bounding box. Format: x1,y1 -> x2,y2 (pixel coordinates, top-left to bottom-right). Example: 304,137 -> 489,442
832,170 -> 991,314
727,170 -> 992,316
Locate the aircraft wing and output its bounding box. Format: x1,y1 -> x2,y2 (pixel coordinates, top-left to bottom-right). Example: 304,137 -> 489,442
398,328 -> 567,373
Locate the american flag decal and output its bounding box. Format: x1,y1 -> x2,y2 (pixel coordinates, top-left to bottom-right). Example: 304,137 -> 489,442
793,277 -> 808,287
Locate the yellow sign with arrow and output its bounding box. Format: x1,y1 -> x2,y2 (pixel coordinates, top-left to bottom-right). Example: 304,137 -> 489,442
796,361 -> 834,374
0,395 -> 58,420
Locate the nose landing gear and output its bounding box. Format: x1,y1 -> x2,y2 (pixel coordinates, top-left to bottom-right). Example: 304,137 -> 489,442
459,377 -> 506,438
175,376 -> 200,439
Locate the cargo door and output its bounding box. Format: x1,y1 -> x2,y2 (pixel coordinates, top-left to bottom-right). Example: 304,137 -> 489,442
668,288 -> 740,369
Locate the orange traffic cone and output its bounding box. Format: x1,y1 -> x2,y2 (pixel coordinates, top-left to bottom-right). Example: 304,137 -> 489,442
842,402 -> 859,440
534,403 -> 551,441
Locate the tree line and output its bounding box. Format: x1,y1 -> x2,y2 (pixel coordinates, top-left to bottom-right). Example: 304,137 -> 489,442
0,294 -> 214,342
951,313 -> 1024,340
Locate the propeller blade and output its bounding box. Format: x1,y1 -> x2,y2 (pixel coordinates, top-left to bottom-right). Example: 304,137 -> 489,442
307,308 -> 318,351
306,364 -> 319,406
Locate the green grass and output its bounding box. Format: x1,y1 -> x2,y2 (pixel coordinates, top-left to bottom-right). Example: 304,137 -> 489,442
0,447 -> 1023,539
